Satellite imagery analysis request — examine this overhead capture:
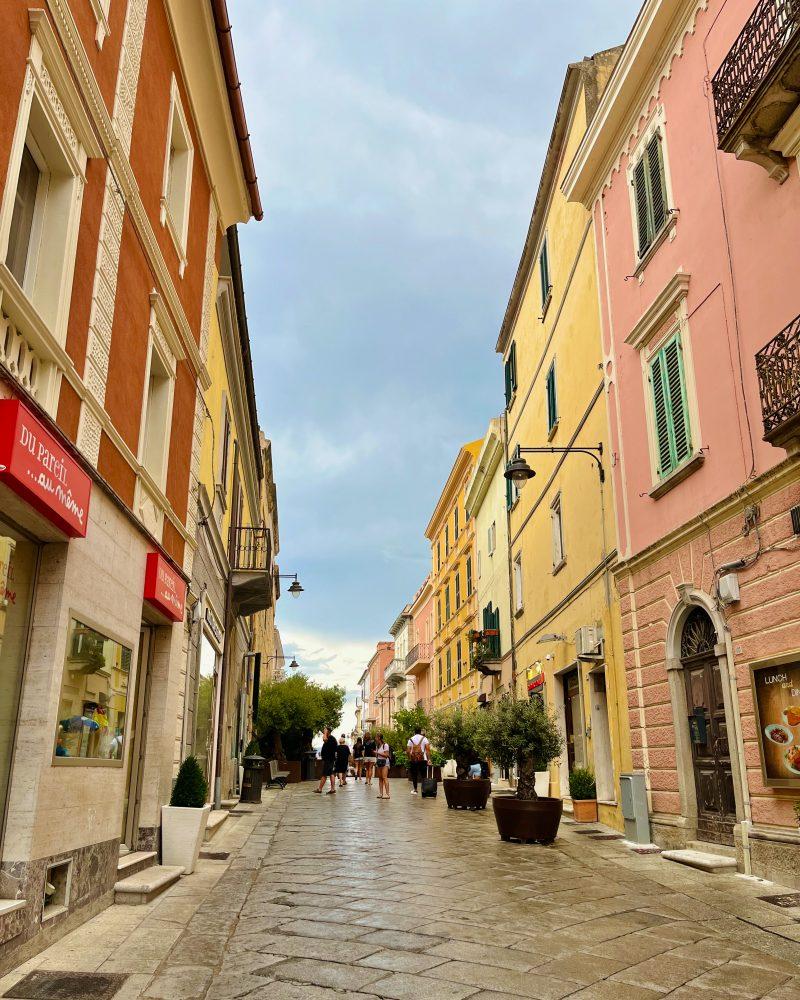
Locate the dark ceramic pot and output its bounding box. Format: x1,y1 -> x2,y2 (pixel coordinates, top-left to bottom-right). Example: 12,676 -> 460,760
443,778 -> 492,810
284,760 -> 302,783
492,794 -> 562,843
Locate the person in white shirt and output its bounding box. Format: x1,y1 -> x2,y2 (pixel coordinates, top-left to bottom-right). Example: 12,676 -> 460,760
406,727 -> 430,794
375,733 -> 391,800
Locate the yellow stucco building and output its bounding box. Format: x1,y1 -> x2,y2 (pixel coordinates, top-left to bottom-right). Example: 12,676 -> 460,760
497,51 -> 631,829
426,441 -> 482,710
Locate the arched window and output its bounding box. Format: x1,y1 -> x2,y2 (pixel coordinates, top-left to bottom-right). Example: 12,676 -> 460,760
680,606 -> 717,660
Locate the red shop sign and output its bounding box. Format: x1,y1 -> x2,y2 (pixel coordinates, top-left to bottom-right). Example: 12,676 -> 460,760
144,552 -> 186,622
0,398 -> 91,538
527,673 -> 545,693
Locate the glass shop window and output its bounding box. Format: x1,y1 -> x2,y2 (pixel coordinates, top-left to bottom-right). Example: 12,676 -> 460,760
54,619 -> 131,763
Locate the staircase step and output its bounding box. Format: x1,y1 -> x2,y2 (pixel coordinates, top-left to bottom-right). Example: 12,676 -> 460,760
116,851 -> 157,878
114,865 -> 183,905
203,810 -> 229,842
662,849 -> 738,873
687,840 -> 737,859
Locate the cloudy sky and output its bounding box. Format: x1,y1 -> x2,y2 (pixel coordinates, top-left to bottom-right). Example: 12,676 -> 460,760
234,0 -> 641,734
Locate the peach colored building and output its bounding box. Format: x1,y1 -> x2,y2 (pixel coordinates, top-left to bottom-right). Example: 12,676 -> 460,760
564,0 -> 800,881
360,641 -> 394,733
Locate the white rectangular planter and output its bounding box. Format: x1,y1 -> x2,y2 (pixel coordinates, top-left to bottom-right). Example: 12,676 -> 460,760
161,803 -> 211,875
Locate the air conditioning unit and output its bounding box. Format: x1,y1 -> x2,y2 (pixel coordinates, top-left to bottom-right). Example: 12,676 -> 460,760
575,626 -> 603,659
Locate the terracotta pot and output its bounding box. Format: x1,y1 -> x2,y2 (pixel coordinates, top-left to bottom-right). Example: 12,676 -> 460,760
443,778 -> 492,810
491,794 -> 562,844
572,798 -> 598,823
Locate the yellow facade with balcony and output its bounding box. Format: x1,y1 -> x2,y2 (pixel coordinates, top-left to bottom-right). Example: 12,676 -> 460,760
426,440 -> 482,711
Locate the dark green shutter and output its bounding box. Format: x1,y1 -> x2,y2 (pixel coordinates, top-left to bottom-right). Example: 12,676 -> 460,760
650,334 -> 691,478
504,358 -> 512,406
510,342 -> 517,392
647,136 -> 667,236
539,239 -> 550,305
546,364 -> 557,431
633,158 -> 650,258
506,475 -> 513,510
649,353 -> 672,477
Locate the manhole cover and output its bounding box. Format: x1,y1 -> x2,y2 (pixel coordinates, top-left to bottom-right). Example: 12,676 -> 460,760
591,834 -> 624,840
4,971 -> 128,999
632,847 -> 662,855
199,850 -> 230,860
759,893 -> 800,908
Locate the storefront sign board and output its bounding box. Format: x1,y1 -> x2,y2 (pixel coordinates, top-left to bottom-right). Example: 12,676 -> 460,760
144,551 -> 186,622
751,660 -> 800,787
0,399 -> 91,537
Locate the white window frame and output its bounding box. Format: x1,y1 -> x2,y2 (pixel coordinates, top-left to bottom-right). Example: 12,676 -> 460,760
551,493 -> 565,572
88,0 -> 111,49
625,105 -> 676,274
136,306 -> 176,491
160,75 -> 194,278
488,521 -> 496,556
513,553 -> 523,614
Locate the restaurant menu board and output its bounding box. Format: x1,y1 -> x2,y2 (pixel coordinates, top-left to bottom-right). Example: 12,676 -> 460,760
751,661 -> 800,787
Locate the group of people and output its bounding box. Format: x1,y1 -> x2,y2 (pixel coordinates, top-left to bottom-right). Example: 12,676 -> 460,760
315,725 -> 432,799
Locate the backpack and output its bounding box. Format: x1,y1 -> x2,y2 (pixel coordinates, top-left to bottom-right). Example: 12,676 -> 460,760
409,736 -> 425,762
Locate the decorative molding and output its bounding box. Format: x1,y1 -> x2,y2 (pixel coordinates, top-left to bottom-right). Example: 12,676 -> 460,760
625,271 -> 691,350
87,0 -> 111,50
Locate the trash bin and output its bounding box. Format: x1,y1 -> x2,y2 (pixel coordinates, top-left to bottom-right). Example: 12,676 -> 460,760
241,755 -> 266,803
303,751 -> 317,781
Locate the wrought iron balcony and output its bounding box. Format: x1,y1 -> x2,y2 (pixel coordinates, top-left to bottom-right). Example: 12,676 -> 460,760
712,0 -> 800,180
405,642 -> 433,676
229,525 -> 273,616
756,313 -> 800,448
384,658 -> 406,687
469,630 -> 502,676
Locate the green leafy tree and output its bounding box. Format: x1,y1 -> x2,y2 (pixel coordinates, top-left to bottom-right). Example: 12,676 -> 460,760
392,706 -> 430,742
476,694 -> 564,800
256,673 -> 345,761
170,756 -> 208,807
430,706 -> 482,779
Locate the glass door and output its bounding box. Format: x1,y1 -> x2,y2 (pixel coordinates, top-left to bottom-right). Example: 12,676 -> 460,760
195,631 -> 219,800
121,626 -> 153,850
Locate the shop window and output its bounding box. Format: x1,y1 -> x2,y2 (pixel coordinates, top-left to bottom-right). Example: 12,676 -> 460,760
42,859 -> 72,921
139,338 -> 175,490
160,76 -> 194,275
0,521 -> 38,855
54,619 -> 131,764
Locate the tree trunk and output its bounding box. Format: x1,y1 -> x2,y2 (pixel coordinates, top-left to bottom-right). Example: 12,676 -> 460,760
516,756 -> 538,800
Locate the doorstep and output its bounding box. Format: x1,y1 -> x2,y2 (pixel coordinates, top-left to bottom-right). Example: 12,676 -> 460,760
661,848 -> 738,873
204,810 -> 230,842
687,840 -> 737,860
116,851 -> 157,879
0,900 -> 26,917
114,865 -> 184,904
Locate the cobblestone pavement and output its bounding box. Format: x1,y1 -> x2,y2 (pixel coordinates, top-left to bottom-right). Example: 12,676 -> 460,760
6,782 -> 800,999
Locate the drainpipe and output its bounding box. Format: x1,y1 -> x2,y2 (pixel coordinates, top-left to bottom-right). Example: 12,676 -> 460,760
501,411 -> 519,695
722,622 -> 753,875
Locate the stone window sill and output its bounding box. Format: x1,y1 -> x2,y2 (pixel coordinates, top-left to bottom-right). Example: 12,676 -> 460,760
633,214 -> 678,280
552,557 -> 567,576
0,899 -> 26,917
649,451 -> 704,500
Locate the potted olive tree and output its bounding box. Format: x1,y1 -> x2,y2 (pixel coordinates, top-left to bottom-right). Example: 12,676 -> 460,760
569,767 -> 598,823
430,706 -> 491,810
161,756 -> 211,874
477,694 -> 564,843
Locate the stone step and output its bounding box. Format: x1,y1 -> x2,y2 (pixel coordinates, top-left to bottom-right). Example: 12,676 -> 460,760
203,809 -> 229,842
116,851 -> 157,878
114,865 -> 183,905
662,848 -> 738,873
687,840 -> 737,859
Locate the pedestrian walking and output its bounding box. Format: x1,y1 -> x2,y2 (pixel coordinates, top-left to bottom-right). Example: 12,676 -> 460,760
363,731 -> 377,786
336,734 -> 351,787
352,737 -> 364,780
315,726 -> 338,794
375,732 -> 391,799
406,726 -> 430,795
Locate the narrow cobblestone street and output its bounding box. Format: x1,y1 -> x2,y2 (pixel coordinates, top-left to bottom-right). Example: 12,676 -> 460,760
6,783 -> 800,999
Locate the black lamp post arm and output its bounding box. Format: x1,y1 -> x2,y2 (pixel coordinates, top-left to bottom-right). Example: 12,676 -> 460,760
514,443 -> 605,482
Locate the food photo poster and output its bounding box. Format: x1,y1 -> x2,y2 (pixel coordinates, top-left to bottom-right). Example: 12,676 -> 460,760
752,660 -> 800,787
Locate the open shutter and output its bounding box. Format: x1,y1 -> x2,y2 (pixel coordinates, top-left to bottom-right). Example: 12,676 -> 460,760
506,475 -> 513,510
633,158 -> 650,258
649,352 -> 673,477
663,337 -> 691,464
647,136 -> 667,236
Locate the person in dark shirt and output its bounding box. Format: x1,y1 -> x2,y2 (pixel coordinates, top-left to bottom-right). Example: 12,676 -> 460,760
362,732 -> 377,787
315,727 -> 339,794
336,735 -> 351,787
352,737 -> 364,780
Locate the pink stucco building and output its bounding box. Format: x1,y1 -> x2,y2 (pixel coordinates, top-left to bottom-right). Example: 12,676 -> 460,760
565,0 -> 800,882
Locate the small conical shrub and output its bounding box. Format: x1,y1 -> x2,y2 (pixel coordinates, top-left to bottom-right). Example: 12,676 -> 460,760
170,755 -> 208,807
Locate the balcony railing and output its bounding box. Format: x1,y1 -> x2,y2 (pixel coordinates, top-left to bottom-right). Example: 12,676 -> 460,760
756,313 -> 800,447
406,642 -> 433,671
229,525 -> 273,616
384,658 -> 406,686
230,525 -> 272,572
712,0 -> 800,173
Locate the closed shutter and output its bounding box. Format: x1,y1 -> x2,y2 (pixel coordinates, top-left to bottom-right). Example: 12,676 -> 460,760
546,363 -> 557,431
506,475 -> 513,510
647,136 -> 667,236
539,238 -> 550,305
633,158 -> 650,258
650,334 -> 692,478
504,357 -> 512,406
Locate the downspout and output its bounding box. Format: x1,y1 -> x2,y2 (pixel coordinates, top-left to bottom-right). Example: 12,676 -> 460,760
722,617 -> 753,875
502,410 -> 519,696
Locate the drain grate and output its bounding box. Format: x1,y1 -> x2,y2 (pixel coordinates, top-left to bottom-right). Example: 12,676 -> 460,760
4,971 -> 128,999
199,850 -> 230,860
590,834 -> 624,841
759,893 -> 800,909
631,847 -> 662,855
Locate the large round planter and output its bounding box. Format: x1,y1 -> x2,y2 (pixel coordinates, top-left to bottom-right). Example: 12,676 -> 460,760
443,778 -> 492,810
572,798 -> 598,823
388,766 -> 406,779
283,760 -> 302,784
491,795 -> 562,844
161,803 -> 211,874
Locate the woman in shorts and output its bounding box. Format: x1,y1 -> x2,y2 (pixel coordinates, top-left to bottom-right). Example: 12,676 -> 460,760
362,732 -> 377,786
352,736 -> 364,780
375,732 -> 391,800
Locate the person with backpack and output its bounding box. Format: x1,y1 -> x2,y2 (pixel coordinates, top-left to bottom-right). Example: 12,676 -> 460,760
336,734 -> 351,787
315,727 -> 339,794
406,726 -> 430,795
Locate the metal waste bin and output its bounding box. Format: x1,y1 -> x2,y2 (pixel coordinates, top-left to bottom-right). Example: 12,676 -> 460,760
241,755 -> 266,803
620,772 -> 650,844
303,750 -> 317,781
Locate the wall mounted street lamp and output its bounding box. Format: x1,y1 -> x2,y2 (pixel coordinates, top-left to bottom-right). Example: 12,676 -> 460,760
275,573 -> 304,598
505,442 -> 605,486
266,654 -> 300,670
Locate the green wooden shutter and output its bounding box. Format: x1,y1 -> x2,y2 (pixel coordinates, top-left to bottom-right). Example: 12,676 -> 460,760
649,352 -> 673,477
504,358 -> 512,406
539,238 -> 550,305
647,136 -> 667,236
633,158 -> 650,257
466,556 -> 472,594
506,474 -> 513,510
650,334 -> 691,478
511,342 -> 517,392
546,363 -> 557,431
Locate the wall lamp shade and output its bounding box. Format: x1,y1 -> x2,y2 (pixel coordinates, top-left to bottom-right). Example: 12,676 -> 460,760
505,456 -> 535,488
288,580 -> 304,598
289,659 -> 299,670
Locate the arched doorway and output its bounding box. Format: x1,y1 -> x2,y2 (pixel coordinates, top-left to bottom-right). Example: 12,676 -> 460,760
680,607 -> 736,845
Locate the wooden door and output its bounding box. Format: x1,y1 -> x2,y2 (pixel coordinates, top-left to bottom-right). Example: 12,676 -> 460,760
563,670 -> 582,772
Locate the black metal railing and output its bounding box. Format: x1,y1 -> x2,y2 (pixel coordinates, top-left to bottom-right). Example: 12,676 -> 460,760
405,643 -> 432,669
712,0 -> 800,141
229,525 -> 272,572
756,313 -> 800,436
